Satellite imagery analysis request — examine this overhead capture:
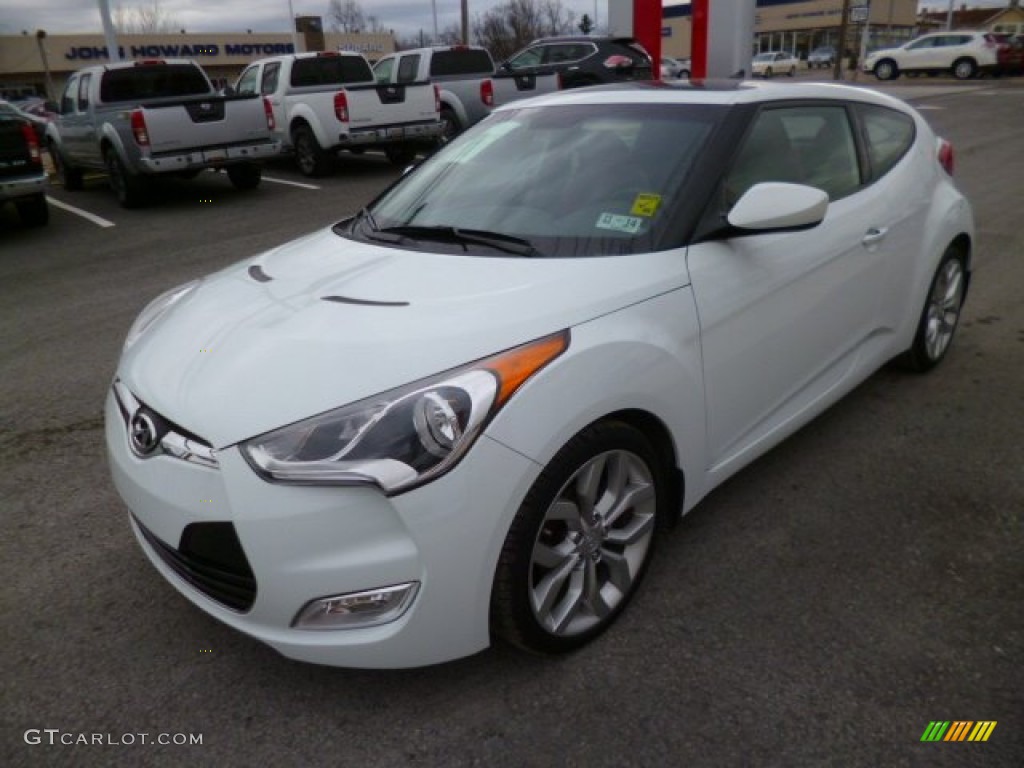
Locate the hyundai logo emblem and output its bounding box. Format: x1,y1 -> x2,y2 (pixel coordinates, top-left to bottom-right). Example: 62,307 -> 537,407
129,411 -> 161,456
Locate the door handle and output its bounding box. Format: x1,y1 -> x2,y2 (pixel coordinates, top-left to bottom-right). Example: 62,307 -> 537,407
862,227 -> 888,248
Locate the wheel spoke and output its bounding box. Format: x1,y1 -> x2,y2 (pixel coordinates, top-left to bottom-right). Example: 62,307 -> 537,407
605,512 -> 656,548
601,548 -> 634,594
575,455 -> 607,517
532,540 -> 574,570
603,481 -> 655,528
546,500 -> 581,528
583,559 -> 611,619
549,569 -> 585,634
531,555 -> 578,618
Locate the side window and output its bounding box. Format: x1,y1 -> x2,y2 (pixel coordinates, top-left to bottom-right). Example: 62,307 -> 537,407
860,104 -> 915,181
236,66 -> 259,95
907,37 -> 935,50
725,106 -> 861,204
61,76 -> 78,114
77,74 -> 92,112
374,56 -> 395,83
508,46 -> 543,70
397,54 -> 420,83
261,63 -> 280,95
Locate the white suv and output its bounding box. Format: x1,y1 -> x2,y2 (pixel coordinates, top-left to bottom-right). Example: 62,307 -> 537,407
865,31 -> 1000,80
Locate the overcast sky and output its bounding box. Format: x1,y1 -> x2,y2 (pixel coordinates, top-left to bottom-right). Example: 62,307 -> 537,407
0,1 -> 1012,39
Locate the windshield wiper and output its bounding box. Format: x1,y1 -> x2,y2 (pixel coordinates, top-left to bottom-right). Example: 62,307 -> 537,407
353,206 -> 379,233
374,225 -> 542,257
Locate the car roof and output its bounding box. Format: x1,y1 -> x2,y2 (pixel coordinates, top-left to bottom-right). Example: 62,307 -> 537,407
494,79 -> 916,113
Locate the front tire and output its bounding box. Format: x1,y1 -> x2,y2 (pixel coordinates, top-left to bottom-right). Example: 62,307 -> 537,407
292,125 -> 332,177
226,162 -> 262,190
874,59 -> 899,80
952,57 -> 977,80
897,247 -> 967,372
105,150 -> 147,208
764,67 -> 774,78
491,421 -> 666,654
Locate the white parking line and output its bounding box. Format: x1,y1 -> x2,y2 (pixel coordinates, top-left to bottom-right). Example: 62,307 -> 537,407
916,105 -> 945,110
261,175 -> 321,190
46,196 -> 116,228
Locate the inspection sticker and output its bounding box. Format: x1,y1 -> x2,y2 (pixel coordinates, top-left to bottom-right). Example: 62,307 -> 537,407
630,193 -> 662,217
596,212 -> 643,234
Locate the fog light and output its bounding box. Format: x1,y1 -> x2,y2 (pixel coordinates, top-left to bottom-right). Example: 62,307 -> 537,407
291,582 -> 419,630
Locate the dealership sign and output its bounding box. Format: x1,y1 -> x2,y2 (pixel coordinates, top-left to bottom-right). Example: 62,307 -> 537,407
65,42 -> 297,60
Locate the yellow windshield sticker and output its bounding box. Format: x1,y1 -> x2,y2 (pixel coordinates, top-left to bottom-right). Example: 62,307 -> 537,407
630,193 -> 662,218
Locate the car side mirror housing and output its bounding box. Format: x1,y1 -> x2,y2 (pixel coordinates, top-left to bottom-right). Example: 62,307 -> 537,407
727,182 -> 829,233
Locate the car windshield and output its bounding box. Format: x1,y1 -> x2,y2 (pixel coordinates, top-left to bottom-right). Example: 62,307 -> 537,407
345,103 -> 722,258
753,53 -> 777,62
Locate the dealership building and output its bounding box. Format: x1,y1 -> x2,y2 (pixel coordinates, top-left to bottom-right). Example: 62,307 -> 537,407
0,30 -> 395,100
662,0 -> 919,60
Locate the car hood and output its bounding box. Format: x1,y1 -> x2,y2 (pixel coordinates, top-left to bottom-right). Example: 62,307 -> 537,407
119,227 -> 690,447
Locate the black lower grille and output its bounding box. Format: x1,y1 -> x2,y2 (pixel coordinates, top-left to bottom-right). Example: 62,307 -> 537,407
135,517 -> 257,612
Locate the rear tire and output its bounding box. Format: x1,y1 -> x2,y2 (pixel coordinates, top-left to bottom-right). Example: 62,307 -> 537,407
292,125 -> 332,177
896,246 -> 967,372
439,107 -> 460,143
16,193 -> 49,227
50,144 -> 83,191
226,162 -> 262,190
385,144 -> 417,166
764,67 -> 774,78
105,150 -> 147,209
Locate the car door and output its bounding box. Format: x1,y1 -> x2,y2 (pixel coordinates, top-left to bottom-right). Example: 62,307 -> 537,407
686,103 -> 889,473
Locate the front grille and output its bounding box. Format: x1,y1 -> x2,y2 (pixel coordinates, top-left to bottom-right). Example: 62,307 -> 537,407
135,517 -> 257,612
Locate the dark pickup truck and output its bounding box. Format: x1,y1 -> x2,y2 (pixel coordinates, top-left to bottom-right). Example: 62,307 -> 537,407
0,112 -> 48,227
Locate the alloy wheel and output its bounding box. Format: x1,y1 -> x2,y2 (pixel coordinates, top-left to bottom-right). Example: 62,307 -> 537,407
924,257 -> 965,361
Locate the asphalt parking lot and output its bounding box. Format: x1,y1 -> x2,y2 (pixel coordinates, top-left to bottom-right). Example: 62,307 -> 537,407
1,80 -> 1022,767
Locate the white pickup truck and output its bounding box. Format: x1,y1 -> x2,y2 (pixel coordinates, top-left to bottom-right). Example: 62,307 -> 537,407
372,45 -> 561,141
46,59 -> 280,208
235,51 -> 443,177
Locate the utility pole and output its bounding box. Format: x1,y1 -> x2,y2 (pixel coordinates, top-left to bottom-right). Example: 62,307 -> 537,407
945,0 -> 955,30
96,0 -> 122,62
432,0 -> 438,43
35,30 -> 55,100
461,0 -> 469,44
833,0 -> 852,81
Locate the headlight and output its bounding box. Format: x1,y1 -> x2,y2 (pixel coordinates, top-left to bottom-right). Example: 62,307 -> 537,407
241,330 -> 569,494
123,280 -> 199,351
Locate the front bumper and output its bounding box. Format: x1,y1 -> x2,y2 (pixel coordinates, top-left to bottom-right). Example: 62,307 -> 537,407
105,388 -> 540,668
137,139 -> 282,174
0,172 -> 47,202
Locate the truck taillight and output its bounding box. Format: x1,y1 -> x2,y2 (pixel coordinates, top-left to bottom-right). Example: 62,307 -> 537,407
938,139 -> 955,176
433,84 -> 441,113
480,79 -> 494,107
334,91 -> 349,123
21,123 -> 41,164
263,97 -> 275,130
130,109 -> 150,146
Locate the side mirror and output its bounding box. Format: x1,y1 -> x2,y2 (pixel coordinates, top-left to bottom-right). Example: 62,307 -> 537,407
222,84 -> 236,96
727,182 -> 828,232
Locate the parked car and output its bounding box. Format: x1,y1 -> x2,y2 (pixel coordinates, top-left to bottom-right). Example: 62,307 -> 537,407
497,36 -> 654,88
0,111 -> 48,226
106,80 -> 972,669
235,51 -> 442,175
751,51 -> 799,77
0,99 -> 49,142
807,46 -> 836,69
660,57 -> 682,79
675,57 -> 692,78
46,59 -> 280,208
864,30 -> 1001,80
992,33 -> 1024,76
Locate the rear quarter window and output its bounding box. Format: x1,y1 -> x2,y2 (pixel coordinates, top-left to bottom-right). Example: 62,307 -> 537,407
290,56 -> 373,87
100,65 -> 210,102
860,104 -> 916,181
430,50 -> 494,76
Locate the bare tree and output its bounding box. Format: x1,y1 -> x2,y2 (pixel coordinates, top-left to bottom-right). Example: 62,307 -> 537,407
328,0 -> 366,34
365,14 -> 388,35
437,23 -> 463,46
114,0 -> 181,34
473,0 -> 577,61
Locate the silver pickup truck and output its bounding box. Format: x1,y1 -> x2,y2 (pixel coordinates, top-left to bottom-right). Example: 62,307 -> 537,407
373,45 -> 561,141
46,59 -> 280,208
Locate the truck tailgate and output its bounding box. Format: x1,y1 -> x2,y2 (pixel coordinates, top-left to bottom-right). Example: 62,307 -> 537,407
143,95 -> 271,153
343,82 -> 438,128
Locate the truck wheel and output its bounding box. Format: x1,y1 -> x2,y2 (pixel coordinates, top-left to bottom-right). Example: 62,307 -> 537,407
50,144 -> 83,191
385,144 -> 417,167
292,125 -> 332,177
227,163 -> 262,190
16,194 -> 49,227
440,107 -> 460,143
105,150 -> 147,209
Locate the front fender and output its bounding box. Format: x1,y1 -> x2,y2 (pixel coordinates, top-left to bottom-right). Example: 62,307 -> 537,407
485,287 -> 709,516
